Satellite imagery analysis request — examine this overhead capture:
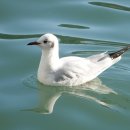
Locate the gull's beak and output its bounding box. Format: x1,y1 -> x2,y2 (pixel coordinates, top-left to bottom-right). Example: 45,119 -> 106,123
27,41 -> 40,45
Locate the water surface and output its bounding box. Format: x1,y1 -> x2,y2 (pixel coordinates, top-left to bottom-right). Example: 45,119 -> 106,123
0,0 -> 130,130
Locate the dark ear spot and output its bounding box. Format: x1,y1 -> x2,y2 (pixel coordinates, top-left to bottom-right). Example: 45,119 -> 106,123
51,42 -> 54,48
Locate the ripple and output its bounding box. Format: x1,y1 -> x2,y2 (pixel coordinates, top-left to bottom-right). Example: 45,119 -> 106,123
0,33 -> 41,39
71,50 -> 104,55
58,24 -> 89,29
115,64 -> 130,72
1,33 -> 129,49
89,2 -> 130,12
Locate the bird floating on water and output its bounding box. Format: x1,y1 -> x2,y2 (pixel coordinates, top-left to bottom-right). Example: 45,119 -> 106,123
28,33 -> 130,86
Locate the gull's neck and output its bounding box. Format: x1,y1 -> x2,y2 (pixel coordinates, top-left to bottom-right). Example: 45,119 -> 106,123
38,46 -> 59,72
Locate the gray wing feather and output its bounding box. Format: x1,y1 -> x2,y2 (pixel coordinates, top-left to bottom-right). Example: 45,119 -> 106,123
54,70 -> 73,82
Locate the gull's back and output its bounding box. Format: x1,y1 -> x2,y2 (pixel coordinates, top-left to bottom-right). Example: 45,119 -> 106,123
53,54 -> 121,86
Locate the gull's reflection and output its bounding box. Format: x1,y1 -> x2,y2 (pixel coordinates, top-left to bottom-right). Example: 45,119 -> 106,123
24,75 -> 116,114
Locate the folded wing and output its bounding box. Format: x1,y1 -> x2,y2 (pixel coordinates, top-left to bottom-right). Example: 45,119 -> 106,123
55,53 -> 121,86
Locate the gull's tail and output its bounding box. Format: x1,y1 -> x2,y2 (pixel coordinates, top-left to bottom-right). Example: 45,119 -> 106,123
109,45 -> 130,59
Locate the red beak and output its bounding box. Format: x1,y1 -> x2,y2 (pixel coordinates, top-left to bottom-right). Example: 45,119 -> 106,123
27,41 -> 40,45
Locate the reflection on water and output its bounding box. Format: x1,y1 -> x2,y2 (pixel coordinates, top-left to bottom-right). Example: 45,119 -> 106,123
23,75 -> 116,114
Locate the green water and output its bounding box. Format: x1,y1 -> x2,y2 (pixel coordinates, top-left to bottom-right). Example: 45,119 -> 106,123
0,0 -> 130,130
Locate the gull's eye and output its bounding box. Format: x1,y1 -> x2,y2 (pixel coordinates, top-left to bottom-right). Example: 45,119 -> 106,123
43,39 -> 48,44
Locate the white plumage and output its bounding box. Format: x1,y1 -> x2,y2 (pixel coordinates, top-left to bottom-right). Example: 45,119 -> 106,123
28,33 -> 129,87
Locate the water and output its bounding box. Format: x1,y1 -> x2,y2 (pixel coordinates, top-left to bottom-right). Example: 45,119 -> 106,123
0,0 -> 130,130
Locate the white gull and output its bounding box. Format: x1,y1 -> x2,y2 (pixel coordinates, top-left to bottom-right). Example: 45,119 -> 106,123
28,33 -> 130,86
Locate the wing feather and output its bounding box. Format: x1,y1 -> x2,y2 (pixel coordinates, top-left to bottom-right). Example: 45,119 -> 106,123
54,53 -> 121,86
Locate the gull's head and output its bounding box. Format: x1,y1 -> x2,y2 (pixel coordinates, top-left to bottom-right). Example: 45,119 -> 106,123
28,33 -> 59,50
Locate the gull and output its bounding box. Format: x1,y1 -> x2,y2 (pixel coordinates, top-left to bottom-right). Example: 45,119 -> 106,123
28,33 -> 130,86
